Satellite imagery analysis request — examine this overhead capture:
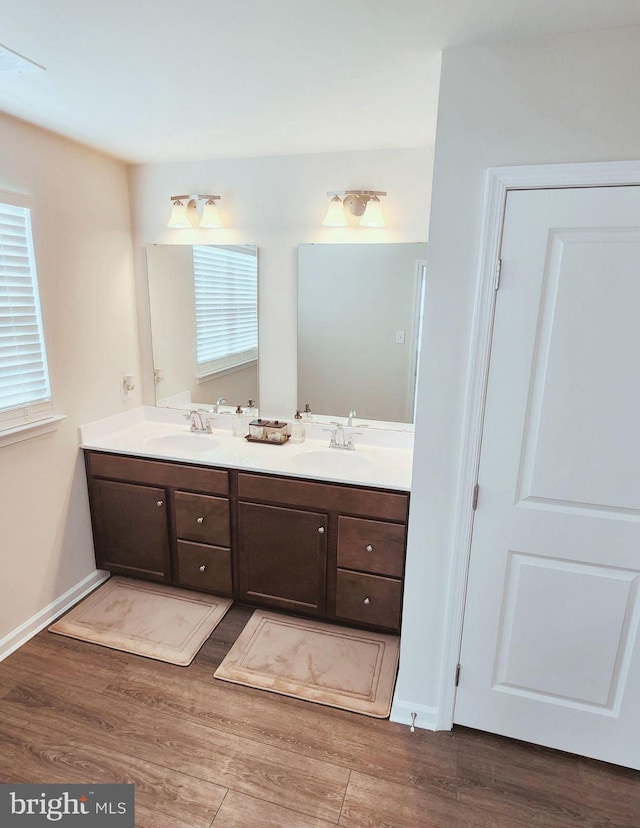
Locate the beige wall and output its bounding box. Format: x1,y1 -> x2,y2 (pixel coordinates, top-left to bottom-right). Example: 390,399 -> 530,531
394,26 -> 640,727
0,113 -> 140,646
147,244 -> 196,400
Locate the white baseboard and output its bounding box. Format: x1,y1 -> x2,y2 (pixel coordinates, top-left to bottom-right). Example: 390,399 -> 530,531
389,697 -> 441,731
0,569 -> 110,662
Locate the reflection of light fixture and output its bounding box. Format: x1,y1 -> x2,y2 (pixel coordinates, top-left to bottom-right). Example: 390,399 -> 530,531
167,194 -> 223,228
322,190 -> 387,227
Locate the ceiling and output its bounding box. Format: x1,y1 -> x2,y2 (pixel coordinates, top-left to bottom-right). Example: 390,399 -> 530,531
1,1 -> 640,164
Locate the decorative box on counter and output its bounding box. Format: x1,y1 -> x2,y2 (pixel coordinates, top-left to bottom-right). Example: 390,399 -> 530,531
246,419 -> 290,444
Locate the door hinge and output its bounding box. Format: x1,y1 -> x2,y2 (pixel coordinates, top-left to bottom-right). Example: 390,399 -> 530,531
494,257 -> 502,290
455,664 -> 461,687
472,483 -> 479,510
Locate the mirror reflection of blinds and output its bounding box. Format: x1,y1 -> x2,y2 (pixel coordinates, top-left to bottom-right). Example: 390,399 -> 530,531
193,244 -> 258,376
0,197 -> 52,430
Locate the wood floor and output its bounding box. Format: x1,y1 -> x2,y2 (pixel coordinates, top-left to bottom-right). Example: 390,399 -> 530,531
0,604 -> 637,827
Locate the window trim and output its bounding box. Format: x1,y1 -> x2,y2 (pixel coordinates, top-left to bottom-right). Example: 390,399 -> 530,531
0,413 -> 67,449
0,188 -> 60,447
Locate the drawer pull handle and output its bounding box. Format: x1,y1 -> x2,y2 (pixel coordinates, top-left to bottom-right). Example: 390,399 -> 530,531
363,597 -> 371,605
196,516 -> 204,524
318,526 -> 325,534
199,565 -> 206,573
156,500 -> 164,507
366,544 -> 374,552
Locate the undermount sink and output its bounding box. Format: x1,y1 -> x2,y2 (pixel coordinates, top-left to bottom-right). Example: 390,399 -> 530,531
144,432 -> 218,455
291,448 -> 372,475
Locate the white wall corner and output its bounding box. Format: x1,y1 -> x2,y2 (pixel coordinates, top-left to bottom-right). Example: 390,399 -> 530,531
390,697 -> 440,731
0,569 -> 110,662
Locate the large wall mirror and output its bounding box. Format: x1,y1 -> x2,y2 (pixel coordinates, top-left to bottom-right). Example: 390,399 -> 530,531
297,243 -> 427,424
146,243 -> 258,410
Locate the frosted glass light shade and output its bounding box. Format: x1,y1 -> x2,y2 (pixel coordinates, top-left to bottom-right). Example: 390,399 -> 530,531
167,199 -> 191,228
359,196 -> 385,227
200,199 -> 224,228
323,196 -> 348,227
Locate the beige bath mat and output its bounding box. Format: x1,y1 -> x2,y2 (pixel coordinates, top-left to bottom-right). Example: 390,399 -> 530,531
49,576 -> 232,665
214,609 -> 399,717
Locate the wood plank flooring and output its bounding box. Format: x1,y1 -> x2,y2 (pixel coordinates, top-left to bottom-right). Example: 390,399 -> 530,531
0,605 -> 637,827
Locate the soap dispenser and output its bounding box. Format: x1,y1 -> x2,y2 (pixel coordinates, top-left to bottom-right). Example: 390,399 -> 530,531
302,403 -> 312,421
233,405 -> 247,438
290,410 -> 306,444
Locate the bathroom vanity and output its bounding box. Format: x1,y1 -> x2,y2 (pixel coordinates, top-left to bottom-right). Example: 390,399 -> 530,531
81,408 -> 412,633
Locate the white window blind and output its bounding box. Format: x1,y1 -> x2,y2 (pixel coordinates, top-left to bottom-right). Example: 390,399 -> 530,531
193,244 -> 258,377
0,193 -> 52,431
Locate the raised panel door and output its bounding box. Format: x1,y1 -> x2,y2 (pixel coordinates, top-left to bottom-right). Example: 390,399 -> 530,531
237,502 -> 327,615
456,185 -> 640,770
90,478 -> 171,582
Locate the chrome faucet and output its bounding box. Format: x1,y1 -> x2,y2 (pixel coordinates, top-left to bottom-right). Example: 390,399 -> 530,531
347,408 -> 357,426
212,397 -> 227,413
186,409 -> 213,433
330,423 -> 346,448
326,422 -> 361,450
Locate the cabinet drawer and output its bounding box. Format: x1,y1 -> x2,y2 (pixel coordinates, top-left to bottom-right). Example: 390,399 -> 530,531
87,451 -> 229,495
238,472 -> 408,521
335,570 -> 402,631
174,491 -> 230,546
337,516 -> 405,578
176,540 -> 232,595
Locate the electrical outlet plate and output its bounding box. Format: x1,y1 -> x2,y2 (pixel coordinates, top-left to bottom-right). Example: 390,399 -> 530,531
121,375 -> 134,400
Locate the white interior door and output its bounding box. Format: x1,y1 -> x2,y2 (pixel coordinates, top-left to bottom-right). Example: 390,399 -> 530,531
454,185 -> 640,769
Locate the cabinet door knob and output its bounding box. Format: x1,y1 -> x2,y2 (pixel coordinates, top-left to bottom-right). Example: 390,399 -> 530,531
366,544 -> 374,552
156,500 -> 164,507
318,526 -> 325,534
363,597 -> 371,605
196,516 -> 204,524
199,565 -> 206,573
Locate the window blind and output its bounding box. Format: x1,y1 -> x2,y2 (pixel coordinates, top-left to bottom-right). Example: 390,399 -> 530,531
193,244 -> 258,376
0,196 -> 52,430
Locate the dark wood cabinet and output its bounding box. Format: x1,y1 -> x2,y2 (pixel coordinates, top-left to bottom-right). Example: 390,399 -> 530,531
337,516 -> 405,578
335,570 -> 403,630
176,540 -> 232,594
333,514 -> 406,630
173,490 -> 233,595
237,502 -> 327,615
174,491 -> 230,546
173,491 -> 233,597
236,471 -> 408,632
89,478 -> 171,581
85,451 -> 232,595
84,450 -> 408,632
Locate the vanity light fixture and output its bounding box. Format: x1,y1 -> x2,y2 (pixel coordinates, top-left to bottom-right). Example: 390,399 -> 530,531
167,194 -> 224,229
322,190 -> 387,228
322,195 -> 348,227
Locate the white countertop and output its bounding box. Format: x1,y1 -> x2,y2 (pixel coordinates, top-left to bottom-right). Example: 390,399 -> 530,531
79,407 -> 414,492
